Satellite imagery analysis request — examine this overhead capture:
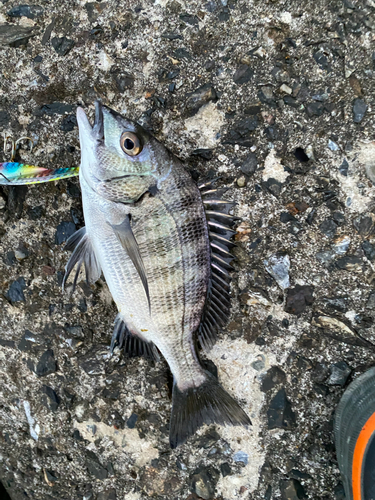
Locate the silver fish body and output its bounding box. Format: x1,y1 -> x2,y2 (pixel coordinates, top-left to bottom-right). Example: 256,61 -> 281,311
65,102 -> 250,447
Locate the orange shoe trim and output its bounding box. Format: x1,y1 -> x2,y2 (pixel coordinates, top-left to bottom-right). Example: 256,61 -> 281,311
352,411 -> 375,500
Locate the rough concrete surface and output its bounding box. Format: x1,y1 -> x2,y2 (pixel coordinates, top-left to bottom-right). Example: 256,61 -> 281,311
0,0 -> 374,498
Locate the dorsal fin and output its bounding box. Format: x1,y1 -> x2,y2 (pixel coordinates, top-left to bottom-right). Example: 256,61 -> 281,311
62,227 -> 102,293
197,179 -> 238,352
110,314 -> 160,361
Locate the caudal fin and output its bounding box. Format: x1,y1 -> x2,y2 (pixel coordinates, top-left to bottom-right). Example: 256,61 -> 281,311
169,371 -> 251,448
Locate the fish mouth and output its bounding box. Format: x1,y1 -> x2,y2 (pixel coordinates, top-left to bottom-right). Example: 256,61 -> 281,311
93,100 -> 104,142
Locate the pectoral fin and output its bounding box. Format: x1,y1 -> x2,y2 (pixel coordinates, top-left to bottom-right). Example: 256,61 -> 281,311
110,216 -> 150,311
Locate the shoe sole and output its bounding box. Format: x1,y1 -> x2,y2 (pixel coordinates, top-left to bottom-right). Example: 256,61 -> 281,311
334,366 -> 375,500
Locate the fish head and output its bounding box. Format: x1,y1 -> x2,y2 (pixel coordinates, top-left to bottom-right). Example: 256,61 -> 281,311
77,101 -> 172,203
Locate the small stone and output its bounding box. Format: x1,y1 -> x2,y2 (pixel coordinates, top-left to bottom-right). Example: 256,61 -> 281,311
97,490 -> 116,500
8,186 -> 28,219
220,463 -> 231,477
6,277 -> 26,303
55,221 -> 76,245
179,13 -> 199,25
339,158 -> 349,176
191,149 -> 213,160
283,96 -> 299,108
233,451 -> 248,465
237,176 -> 247,187
185,84 -> 217,117
336,255 -> 362,271
36,350 -> 57,377
353,98 -> 367,123
267,389 -> 296,430
328,140 -> 339,151
40,102 -> 74,115
260,366 -> 286,392
240,153 -> 257,175
353,215 -> 373,236
85,2 -> 106,23
41,385 -> 60,411
0,24 -> 36,46
312,316 -> 354,336
280,478 -> 306,500
51,37 -> 75,56
280,84 -> 292,94
190,466 -> 219,500
366,292 -> 375,310
113,72 -> 134,92
333,235 -> 350,255
319,219 -> 337,239
323,297 -> 348,313
362,241 -> 375,261
264,178 -> 282,198
306,102 -> 325,117
7,4 -> 44,19
60,114 -> 77,132
285,285 -> 314,315
264,254 -> 290,289
197,429 -> 221,449
225,116 -> 258,147
327,361 -> 351,386
86,451 -> 108,480
233,64 -> 254,85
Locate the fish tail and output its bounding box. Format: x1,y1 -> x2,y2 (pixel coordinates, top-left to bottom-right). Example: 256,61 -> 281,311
169,370 -> 251,448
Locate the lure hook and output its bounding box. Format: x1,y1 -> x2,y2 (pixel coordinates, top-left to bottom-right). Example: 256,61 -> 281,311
3,134 -> 33,162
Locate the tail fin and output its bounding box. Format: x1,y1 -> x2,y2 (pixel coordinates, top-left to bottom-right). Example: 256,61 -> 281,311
169,371 -> 251,448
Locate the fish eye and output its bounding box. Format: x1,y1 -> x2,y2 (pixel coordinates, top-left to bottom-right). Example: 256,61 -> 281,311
120,132 -> 142,156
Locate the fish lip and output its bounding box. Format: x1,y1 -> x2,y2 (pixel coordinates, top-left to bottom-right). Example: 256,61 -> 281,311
93,100 -> 104,142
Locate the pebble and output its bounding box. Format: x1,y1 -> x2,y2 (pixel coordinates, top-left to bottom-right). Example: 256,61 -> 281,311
6,277 -> 26,303
113,72 -> 134,92
237,176 -> 247,187
267,389 -> 296,430
184,84 -> 217,117
353,98 -> 367,123
333,235 -> 350,255
280,479 -> 306,500
55,221 -> 76,245
51,37 -> 75,56
233,451 -> 248,465
362,241 -> 375,261
366,292 -> 375,310
240,152 -> 257,175
220,463 -> 231,477
339,158 -> 349,176
327,361 -> 351,386
353,215 -> 373,236
191,149 -> 213,160
40,102 -> 74,115
319,219 -> 337,239
225,116 -> 258,146
264,254 -> 290,289
7,4 -> 44,19
41,385 -> 60,411
97,490 -> 116,500
260,366 -> 286,392
328,139 -> 339,151
233,64 -> 254,85
36,350 -> 57,377
280,84 -> 292,94
86,451 -> 108,480
306,102 -> 325,117
0,24 -> 36,46
285,285 -> 314,315
190,466 -> 219,500
336,255 -> 362,271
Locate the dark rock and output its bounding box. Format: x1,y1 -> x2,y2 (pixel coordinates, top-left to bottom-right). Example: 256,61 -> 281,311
339,158 -> 349,176
285,285 -> 314,315
191,149 -> 213,160
306,102 -> 325,117
267,389 -> 296,429
55,221 -> 76,245
174,48 -> 191,60
240,153 -> 257,175
126,413 -> 138,429
101,388 -> 120,400
41,102 -> 74,116
197,429 -> 221,449
353,215 -> 373,235
323,297 -> 349,313
0,338 -> 15,348
45,470 -> 57,484
327,361 -> 351,386
51,36 -> 75,56
311,362 -> 330,383
314,383 -> 329,396
0,24 -> 36,46
41,385 -> 60,411
3,250 -> 16,266
180,13 -> 199,25
264,178 -> 282,198
18,330 -> 40,352
280,212 -> 297,223
332,212 -> 345,225
313,50 -> 331,72
261,366 -> 286,392
367,292 -> 375,310
319,219 -> 337,239
41,17 -> 55,44
336,255 -> 362,271
218,7 -> 230,21
280,478 -> 306,499
233,64 -> 254,85
161,32 -> 182,40
113,72 -> 134,92
7,186 -> 28,219
225,116 -> 258,146
7,4 -> 44,19
283,96 -> 299,108
86,451 -> 108,480
66,181 -> 80,198
27,205 -> 45,220
97,490 -> 116,500
185,84 -> 217,117
220,463 -> 231,477
85,2 -> 106,23
190,466 -> 219,500
6,277 -> 26,303
0,109 -> 10,127
60,114 -> 77,132
265,125 -> 281,142
353,98 -> 367,123
36,350 -> 57,377
265,485 -> 272,500
294,148 -> 309,162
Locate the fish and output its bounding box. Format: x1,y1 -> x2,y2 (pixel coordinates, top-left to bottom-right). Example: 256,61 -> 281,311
3,101 -> 250,447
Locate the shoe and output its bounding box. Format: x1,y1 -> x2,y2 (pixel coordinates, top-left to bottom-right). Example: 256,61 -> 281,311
334,367 -> 375,500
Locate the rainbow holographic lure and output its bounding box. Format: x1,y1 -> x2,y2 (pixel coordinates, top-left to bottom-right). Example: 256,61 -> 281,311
0,135 -> 79,185
0,162 -> 79,185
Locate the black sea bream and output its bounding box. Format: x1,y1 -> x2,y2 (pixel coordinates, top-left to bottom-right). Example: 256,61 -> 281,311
64,101 -> 250,447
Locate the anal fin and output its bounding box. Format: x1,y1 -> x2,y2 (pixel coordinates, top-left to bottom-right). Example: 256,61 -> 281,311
110,314 -> 159,361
